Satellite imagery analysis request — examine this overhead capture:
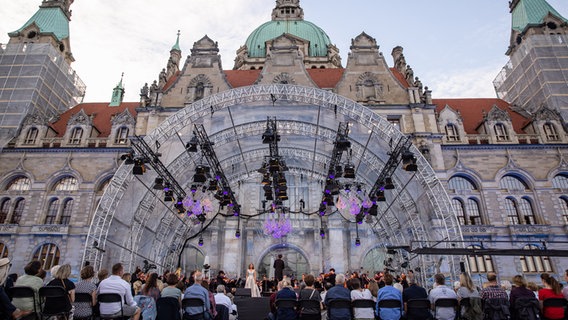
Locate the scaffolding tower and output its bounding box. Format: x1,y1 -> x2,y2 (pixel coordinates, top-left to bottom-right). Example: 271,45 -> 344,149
0,42 -> 86,147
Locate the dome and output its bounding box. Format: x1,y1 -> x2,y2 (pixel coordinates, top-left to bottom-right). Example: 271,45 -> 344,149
245,20 -> 332,58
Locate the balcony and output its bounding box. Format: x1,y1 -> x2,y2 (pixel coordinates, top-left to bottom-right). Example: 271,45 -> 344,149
31,224 -> 69,235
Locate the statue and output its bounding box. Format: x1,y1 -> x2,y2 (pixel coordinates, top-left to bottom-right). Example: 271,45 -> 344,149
405,65 -> 414,84
414,77 -> 423,94
140,83 -> 149,98
158,68 -> 167,88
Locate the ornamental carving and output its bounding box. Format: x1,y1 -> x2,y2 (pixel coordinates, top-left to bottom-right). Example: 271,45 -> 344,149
186,74 -> 213,103
484,105 -> 510,122
533,105 -> 562,121
31,225 -> 68,234
355,72 -> 384,101
67,109 -> 92,126
0,225 -> 18,233
273,72 -> 296,85
23,113 -> 47,126
111,109 -> 136,127
508,224 -> 549,234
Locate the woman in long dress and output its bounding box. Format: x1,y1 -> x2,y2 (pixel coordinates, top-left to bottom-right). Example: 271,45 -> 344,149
244,263 -> 261,297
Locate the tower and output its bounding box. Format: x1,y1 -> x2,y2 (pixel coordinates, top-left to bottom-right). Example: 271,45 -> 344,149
494,0 -> 568,119
0,0 -> 85,148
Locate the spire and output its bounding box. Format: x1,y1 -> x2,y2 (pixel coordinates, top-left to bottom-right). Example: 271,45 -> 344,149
272,0 -> 304,21
171,30 -> 181,52
109,73 -> 125,107
510,0 -> 568,33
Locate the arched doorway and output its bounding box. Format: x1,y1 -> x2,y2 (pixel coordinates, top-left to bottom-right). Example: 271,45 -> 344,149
180,245 -> 205,277
83,84 -> 461,281
258,245 -> 310,280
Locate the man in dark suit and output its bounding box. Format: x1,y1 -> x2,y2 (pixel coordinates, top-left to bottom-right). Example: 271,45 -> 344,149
273,254 -> 284,281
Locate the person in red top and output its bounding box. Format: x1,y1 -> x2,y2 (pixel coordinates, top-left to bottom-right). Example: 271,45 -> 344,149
538,273 -> 565,320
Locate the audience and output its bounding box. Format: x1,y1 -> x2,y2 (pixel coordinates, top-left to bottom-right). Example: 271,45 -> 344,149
183,271 -> 211,318
0,258 -> 30,319
98,263 -> 141,320
12,260 -> 43,315
376,273 -> 403,320
402,277 -> 430,320
455,272 -> 481,320
44,264 -> 75,317
563,269 -> 568,300
509,274 -> 537,318
324,273 -> 351,320
480,272 -> 508,301
141,272 -> 161,302
299,274 -> 322,320
539,273 -> 564,320
428,273 -> 457,320
74,265 -> 97,319
350,278 -> 373,320
275,278 -> 297,320
161,273 -> 182,303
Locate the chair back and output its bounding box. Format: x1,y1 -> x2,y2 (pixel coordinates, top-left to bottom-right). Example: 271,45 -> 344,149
327,299 -> 352,320
542,298 -> 568,320
8,286 -> 38,314
156,297 -> 181,320
275,298 -> 298,310
434,298 -> 458,320
73,292 -> 94,319
406,298 -> 432,320
483,298 -> 510,320
97,293 -> 124,318
182,297 -> 206,317
299,299 -> 321,314
214,304 -> 230,320
513,298 -> 540,320
378,298 -> 402,309
39,286 -> 72,318
460,297 -> 483,320
39,286 -> 67,299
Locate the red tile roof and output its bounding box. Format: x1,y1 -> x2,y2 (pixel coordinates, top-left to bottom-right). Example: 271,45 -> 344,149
433,98 -> 529,134
390,68 -> 410,88
225,70 -> 262,88
50,102 -> 139,138
306,68 -> 344,89
163,71 -> 182,92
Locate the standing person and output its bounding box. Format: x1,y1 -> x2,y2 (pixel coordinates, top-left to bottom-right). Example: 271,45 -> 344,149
428,273 -> 457,320
245,263 -> 261,297
274,254 -> 285,282
539,273 -> 564,320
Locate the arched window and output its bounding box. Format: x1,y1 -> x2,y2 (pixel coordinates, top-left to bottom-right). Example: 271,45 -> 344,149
114,127 -> 129,145
505,197 -> 520,225
10,199 -> 24,224
466,198 -> 482,225
7,177 -> 31,191
552,175 -> 568,189
45,199 -> 59,224
54,176 -> 78,191
448,176 -> 477,191
59,199 -> 73,225
68,127 -> 83,145
0,199 -> 10,224
500,175 -> 528,191
467,245 -> 494,273
520,244 -> 553,273
453,198 -> 466,225
0,243 -> 8,259
543,123 -> 559,141
494,123 -> 509,141
32,243 -> 60,270
559,196 -> 568,224
195,83 -> 205,101
23,127 -> 39,145
519,197 -> 536,224
445,124 -> 460,141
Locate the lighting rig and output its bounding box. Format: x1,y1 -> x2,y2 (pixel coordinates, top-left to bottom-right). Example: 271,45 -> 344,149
258,117 -> 292,238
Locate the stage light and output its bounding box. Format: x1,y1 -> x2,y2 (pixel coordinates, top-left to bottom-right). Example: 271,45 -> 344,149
235,229 -> 241,238
208,180 -> 218,191
120,153 -> 135,165
152,178 -> 164,190
369,204 -> 378,216
343,164 -> 355,179
336,135 -> 351,151
376,190 -> 386,202
132,159 -> 145,175
319,228 -> 325,238
355,237 -> 361,246
190,185 -> 198,193
262,127 -> 274,144
186,136 -> 199,152
198,235 -> 204,246
269,159 -> 280,172
384,177 -> 395,190
193,165 -> 209,183
197,214 -> 206,223
261,174 -> 271,185
164,190 -> 174,202
163,182 -> 171,192
402,150 -> 418,172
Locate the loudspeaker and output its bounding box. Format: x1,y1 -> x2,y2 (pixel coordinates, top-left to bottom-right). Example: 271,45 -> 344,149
460,262 -> 466,273
235,288 -> 251,297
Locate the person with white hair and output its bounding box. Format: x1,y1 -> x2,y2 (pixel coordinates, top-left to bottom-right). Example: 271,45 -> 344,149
324,273 -> 351,320
0,258 -> 31,319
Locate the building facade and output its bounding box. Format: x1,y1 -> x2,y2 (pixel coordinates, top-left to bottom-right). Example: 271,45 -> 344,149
0,0 -> 567,285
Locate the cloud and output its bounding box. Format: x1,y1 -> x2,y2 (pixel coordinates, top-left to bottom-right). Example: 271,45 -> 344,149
426,65 -> 506,98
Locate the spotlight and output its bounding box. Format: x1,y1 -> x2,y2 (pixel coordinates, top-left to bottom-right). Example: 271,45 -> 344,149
163,182 -> 171,192
190,185 -> 198,193
235,229 -> 241,238
325,180 -> 340,195
277,174 -> 287,186
164,190 -> 174,202
384,177 -> 395,190
176,197 -> 183,205
207,180 -> 218,191
356,213 -> 364,224
186,136 -> 199,152
152,178 -> 164,190
319,203 -> 326,216
376,190 -> 386,202
334,165 -> 343,178
264,191 -> 274,201
402,150 -> 418,172
344,184 -> 351,193
319,228 -> 325,238
369,204 -> 378,216
120,153 -> 134,165
132,159 -> 145,175
268,159 -> 280,172
336,135 -> 351,151
355,237 -> 361,246
193,165 -> 210,183
197,214 -> 206,223
198,235 -> 204,246
261,174 -> 271,185
356,184 -> 362,193
262,127 -> 274,144
343,164 -> 355,179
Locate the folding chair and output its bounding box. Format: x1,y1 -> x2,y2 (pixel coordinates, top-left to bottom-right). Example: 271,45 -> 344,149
182,297 -> 206,320
39,286 -> 72,320
8,286 -> 39,318
74,292 -> 95,320
98,293 -> 127,320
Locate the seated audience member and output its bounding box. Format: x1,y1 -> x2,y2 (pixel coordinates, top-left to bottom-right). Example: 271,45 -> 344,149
98,263 -> 141,320
12,260 -> 43,315
0,258 -> 31,319
376,273 -> 403,320
403,277 -> 431,320
299,274 -> 322,320
562,269 -> 568,300
276,278 -> 297,320
539,273 -> 564,320
324,273 -> 351,320
201,279 -> 217,319
183,271 -> 211,318
428,273 -> 457,320
96,268 -> 109,287
44,264 -> 75,316
456,272 -> 481,320
141,272 -> 161,302
480,272 -> 508,301
214,285 -> 233,313
161,273 -> 182,303
74,265 -> 98,319
351,277 -> 373,320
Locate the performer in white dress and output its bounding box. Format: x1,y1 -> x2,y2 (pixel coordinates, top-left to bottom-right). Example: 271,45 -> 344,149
244,263 -> 261,297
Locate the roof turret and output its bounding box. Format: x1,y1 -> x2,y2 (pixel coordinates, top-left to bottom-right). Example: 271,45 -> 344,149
109,74 -> 125,107
510,0 -> 568,32
171,30 -> 181,52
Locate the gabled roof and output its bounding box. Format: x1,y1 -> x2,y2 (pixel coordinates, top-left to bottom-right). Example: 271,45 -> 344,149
50,102 -> 139,138
390,68 -> 410,88
433,98 -> 529,134
225,70 -> 262,88
306,69 -> 344,89
512,0 -> 568,32
9,7 -> 69,41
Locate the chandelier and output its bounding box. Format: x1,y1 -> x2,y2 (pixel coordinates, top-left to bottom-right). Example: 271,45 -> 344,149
263,208 -> 292,238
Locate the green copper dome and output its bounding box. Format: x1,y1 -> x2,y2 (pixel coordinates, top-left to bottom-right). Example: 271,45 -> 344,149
9,7 -> 69,42
245,20 -> 332,58
512,0 -> 568,32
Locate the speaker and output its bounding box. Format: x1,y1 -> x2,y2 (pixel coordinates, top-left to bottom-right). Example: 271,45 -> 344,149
460,262 -> 466,273
235,288 -> 251,297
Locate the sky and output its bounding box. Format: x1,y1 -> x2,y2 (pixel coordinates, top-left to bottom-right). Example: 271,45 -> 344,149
1,0 -> 567,103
